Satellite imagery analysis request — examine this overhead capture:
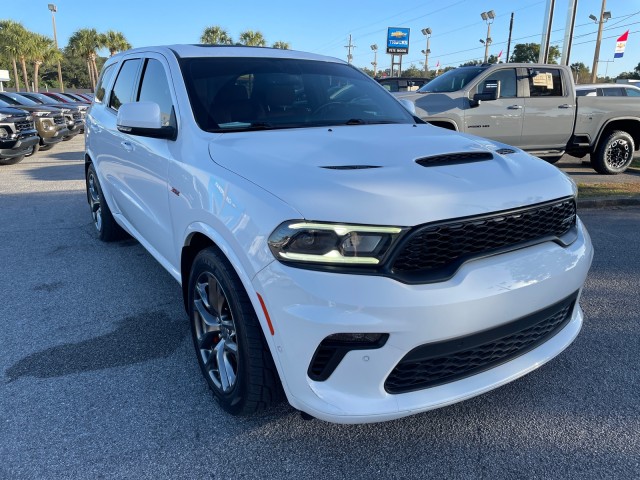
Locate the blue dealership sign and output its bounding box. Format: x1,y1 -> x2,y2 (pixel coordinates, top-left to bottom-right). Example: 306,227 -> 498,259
387,27 -> 410,55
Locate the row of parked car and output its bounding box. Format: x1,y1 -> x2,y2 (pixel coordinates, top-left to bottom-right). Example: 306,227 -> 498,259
0,91 -> 93,165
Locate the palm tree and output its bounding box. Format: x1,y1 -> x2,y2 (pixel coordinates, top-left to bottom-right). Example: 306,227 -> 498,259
272,41 -> 290,50
0,20 -> 27,91
101,30 -> 132,56
29,34 -> 59,92
200,25 -> 233,45
238,30 -> 266,47
67,28 -> 102,90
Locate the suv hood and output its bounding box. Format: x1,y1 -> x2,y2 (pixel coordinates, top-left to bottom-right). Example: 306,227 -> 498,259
208,124 -> 575,226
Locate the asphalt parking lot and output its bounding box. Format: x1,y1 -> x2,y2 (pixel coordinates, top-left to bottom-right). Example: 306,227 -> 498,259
1,137 -> 639,479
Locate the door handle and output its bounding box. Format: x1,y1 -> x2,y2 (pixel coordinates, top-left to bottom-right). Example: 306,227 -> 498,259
121,141 -> 133,152
558,104 -> 573,109
507,105 -> 523,110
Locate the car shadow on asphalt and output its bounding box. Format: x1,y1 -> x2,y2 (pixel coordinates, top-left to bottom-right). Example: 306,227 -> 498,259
26,164 -> 84,182
4,312 -> 189,382
45,149 -> 85,162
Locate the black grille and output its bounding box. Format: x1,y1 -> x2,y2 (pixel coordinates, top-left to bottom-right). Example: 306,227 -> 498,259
391,198 -> 576,282
72,112 -> 81,120
416,151 -> 494,167
385,291 -> 578,394
15,120 -> 33,132
53,115 -> 65,125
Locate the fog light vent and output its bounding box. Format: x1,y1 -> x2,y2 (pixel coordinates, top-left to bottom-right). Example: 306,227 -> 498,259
308,333 -> 388,381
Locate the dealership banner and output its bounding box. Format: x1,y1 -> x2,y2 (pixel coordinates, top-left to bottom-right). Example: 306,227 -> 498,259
387,27 -> 410,55
614,30 -> 629,59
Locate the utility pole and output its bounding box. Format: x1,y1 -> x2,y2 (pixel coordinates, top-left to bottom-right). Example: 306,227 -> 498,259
506,12 -> 514,63
591,0 -> 609,83
48,3 -> 64,93
345,34 -> 355,64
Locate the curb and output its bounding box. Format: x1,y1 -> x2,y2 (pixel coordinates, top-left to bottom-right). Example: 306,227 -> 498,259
577,196 -> 640,209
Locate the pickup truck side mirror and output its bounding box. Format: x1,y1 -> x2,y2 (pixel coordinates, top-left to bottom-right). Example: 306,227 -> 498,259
117,101 -> 177,140
470,79 -> 501,107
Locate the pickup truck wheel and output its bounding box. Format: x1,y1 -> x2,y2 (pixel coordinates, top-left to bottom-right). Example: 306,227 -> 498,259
188,248 -> 282,415
39,144 -> 54,152
542,156 -> 562,164
86,163 -> 125,241
0,155 -> 25,166
593,131 -> 635,174
25,143 -> 40,157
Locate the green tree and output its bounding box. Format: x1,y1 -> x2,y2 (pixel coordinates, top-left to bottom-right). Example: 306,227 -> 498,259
402,64 -> 427,78
360,67 -> 375,78
101,30 -> 132,56
239,30 -> 266,47
510,43 -> 560,64
570,62 -> 591,84
272,41 -> 290,50
67,28 -> 102,90
0,20 -> 28,90
200,25 -> 233,45
460,60 -> 482,66
29,33 -> 59,92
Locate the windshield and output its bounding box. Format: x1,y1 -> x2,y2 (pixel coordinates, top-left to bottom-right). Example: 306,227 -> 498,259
418,67 -> 487,93
1,92 -> 38,106
180,57 -> 415,132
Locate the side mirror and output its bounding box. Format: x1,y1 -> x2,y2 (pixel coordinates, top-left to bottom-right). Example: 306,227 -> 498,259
399,98 -> 416,115
117,101 -> 176,140
470,79 -> 501,107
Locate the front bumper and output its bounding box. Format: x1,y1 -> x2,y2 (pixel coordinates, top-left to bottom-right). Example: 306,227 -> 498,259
0,133 -> 39,158
253,218 -> 593,423
35,118 -> 68,145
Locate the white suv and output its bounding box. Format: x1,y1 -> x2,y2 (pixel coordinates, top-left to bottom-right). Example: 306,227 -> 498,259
85,45 -> 593,424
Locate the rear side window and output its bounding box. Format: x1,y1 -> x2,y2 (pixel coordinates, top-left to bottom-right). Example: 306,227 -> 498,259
528,69 -> 564,97
576,89 -> 595,97
95,64 -> 115,103
137,59 -> 174,126
602,87 -> 625,97
625,88 -> 640,97
109,59 -> 142,111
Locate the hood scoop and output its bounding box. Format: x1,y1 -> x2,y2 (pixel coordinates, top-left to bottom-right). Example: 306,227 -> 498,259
320,165 -> 382,170
416,151 -> 494,167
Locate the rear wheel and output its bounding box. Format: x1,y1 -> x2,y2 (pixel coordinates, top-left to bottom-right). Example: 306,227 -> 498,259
86,163 -> 125,241
188,248 -> 282,415
0,155 -> 25,166
592,130 -> 635,174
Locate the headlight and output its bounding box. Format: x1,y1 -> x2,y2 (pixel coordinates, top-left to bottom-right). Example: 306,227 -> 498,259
0,113 -> 9,121
0,128 -> 8,139
268,221 -> 404,266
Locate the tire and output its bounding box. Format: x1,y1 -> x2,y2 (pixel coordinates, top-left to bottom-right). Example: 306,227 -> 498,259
592,130 -> 635,174
39,144 -> 54,152
25,143 -> 40,157
542,156 -> 562,164
0,155 -> 25,166
188,248 -> 282,415
85,163 -> 125,241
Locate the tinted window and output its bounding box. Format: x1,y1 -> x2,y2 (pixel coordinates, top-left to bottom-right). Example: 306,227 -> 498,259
421,67 -> 486,93
137,59 -> 174,126
576,89 -> 595,96
625,88 -> 640,97
180,57 -> 415,132
109,59 -> 141,111
477,68 -> 518,98
602,87 -> 625,97
528,69 -> 564,97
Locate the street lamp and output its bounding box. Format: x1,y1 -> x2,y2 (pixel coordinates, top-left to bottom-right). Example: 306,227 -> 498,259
590,1 -> 611,83
480,10 -> 495,63
370,44 -> 378,77
421,28 -> 432,75
48,3 -> 64,93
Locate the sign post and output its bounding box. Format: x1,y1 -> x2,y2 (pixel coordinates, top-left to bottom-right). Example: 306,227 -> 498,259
386,27 -> 410,77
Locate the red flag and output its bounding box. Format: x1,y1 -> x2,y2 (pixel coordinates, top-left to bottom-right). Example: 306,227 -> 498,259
614,30 -> 629,58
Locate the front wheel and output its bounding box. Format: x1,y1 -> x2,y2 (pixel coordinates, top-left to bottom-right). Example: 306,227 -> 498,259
85,163 -> 125,241
0,155 -> 25,166
188,248 -> 282,415
592,130 -> 635,174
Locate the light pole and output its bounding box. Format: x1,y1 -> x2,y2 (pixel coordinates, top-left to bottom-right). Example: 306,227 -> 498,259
370,44 -> 378,77
480,10 -> 495,63
590,1 -> 611,83
421,28 -> 432,75
48,3 -> 64,93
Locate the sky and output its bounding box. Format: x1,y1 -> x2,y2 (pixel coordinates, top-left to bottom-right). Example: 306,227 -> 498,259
2,0 -> 640,78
